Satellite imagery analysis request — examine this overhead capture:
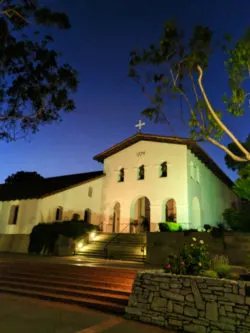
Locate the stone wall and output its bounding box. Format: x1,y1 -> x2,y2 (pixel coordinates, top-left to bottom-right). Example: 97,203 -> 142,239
147,232 -> 250,266
146,232 -> 225,266
126,271 -> 250,333
0,234 -> 29,253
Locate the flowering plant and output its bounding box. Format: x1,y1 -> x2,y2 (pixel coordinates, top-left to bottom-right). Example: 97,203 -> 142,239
165,237 -> 210,275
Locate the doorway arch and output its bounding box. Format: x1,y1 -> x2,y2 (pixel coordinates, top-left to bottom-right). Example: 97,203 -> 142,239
112,202 -> 120,233
84,208 -> 91,224
131,196 -> 150,232
192,197 -> 201,230
165,199 -> 177,222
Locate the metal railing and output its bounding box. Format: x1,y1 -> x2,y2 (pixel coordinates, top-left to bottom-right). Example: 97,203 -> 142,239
103,224 -> 129,259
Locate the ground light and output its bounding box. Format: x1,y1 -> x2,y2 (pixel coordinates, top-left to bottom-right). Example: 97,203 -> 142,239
90,232 -> 96,240
77,241 -> 84,250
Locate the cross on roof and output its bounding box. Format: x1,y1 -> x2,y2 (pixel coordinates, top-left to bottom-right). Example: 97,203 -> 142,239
135,120 -> 146,133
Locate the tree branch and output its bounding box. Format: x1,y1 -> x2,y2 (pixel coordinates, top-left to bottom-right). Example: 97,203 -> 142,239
197,65 -> 250,161
207,136 -> 249,162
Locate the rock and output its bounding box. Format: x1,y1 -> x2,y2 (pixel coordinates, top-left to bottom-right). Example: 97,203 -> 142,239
186,294 -> 195,302
224,293 -> 244,304
168,318 -> 183,327
167,300 -> 173,313
184,306 -> 198,317
125,307 -> 142,316
160,290 -> 184,302
216,322 -> 236,331
219,306 -> 226,316
206,301 -> 218,321
183,324 -> 206,333
151,296 -> 167,312
191,279 -> 205,310
173,303 -> 183,314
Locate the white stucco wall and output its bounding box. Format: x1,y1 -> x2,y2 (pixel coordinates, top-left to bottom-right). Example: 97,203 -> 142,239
187,149 -> 238,229
0,199 -> 39,234
37,177 -> 104,227
0,176 -> 104,235
101,140 -> 189,232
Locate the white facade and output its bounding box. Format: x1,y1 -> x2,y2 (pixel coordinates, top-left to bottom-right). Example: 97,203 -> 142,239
0,177 -> 103,235
101,140 -> 189,232
0,135 -> 238,235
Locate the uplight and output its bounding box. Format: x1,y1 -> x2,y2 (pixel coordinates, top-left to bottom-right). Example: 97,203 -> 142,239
77,242 -> 84,249
90,232 -> 96,240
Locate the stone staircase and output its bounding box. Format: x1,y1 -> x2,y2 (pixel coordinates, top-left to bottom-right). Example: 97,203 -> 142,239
0,260 -> 136,314
77,233 -> 146,262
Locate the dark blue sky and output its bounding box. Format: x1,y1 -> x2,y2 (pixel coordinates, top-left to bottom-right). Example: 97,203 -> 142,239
1,0 -> 250,183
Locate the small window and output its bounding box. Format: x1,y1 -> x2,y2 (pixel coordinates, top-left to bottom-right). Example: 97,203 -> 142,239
160,162 -> 167,178
9,205 -> 19,225
138,165 -> 145,180
55,206 -> 63,221
196,166 -> 200,183
118,168 -> 124,182
88,186 -> 93,198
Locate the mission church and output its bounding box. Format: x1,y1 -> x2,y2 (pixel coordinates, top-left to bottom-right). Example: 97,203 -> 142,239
0,121 -> 238,237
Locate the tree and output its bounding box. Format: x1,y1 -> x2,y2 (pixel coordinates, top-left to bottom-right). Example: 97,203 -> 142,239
225,135 -> 250,201
5,170 -> 44,185
0,0 -> 78,141
129,20 -> 250,163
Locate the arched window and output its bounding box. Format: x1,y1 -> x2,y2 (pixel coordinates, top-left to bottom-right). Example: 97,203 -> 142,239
118,168 -> 124,182
165,199 -> 176,222
8,205 -> 19,225
55,206 -> 63,221
160,161 -> 167,177
84,209 -> 91,224
138,165 -> 145,180
88,186 -> 93,198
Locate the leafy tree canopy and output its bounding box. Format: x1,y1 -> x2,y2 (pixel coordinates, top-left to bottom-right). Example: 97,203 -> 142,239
0,0 -> 78,141
5,170 -> 44,185
129,20 -> 250,163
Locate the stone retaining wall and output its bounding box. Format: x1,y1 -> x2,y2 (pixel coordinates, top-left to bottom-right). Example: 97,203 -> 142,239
125,271 -> 250,333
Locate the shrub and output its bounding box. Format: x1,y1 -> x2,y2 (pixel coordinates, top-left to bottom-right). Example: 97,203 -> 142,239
202,270 -> 219,278
211,255 -> 229,267
204,224 -> 211,232
29,220 -> 97,255
213,264 -> 232,279
223,205 -> 250,232
165,237 -> 210,275
183,229 -> 198,236
159,222 -> 182,232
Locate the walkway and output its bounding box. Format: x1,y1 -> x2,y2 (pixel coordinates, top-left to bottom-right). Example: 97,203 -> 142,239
0,294 -> 175,333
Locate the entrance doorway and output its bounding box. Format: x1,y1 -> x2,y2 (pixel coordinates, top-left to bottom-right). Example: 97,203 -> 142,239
112,202 -> 120,233
132,196 -> 150,232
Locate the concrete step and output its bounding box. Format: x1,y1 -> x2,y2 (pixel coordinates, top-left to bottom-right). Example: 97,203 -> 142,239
0,262 -> 136,314
0,268 -> 136,285
0,275 -> 132,294
0,262 -> 137,279
0,285 -> 125,314
0,280 -> 129,306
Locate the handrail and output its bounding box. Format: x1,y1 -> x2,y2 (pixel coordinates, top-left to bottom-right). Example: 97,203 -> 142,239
103,224 -> 129,259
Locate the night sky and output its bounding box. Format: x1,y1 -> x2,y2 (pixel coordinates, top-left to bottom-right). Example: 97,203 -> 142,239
1,0 -> 250,183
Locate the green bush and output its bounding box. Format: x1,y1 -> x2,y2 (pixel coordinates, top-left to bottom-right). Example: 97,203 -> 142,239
223,205 -> 250,232
29,220 -> 97,255
165,237 -> 210,275
213,264 -> 232,279
211,255 -> 229,267
202,270 -> 219,278
159,222 -> 182,232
